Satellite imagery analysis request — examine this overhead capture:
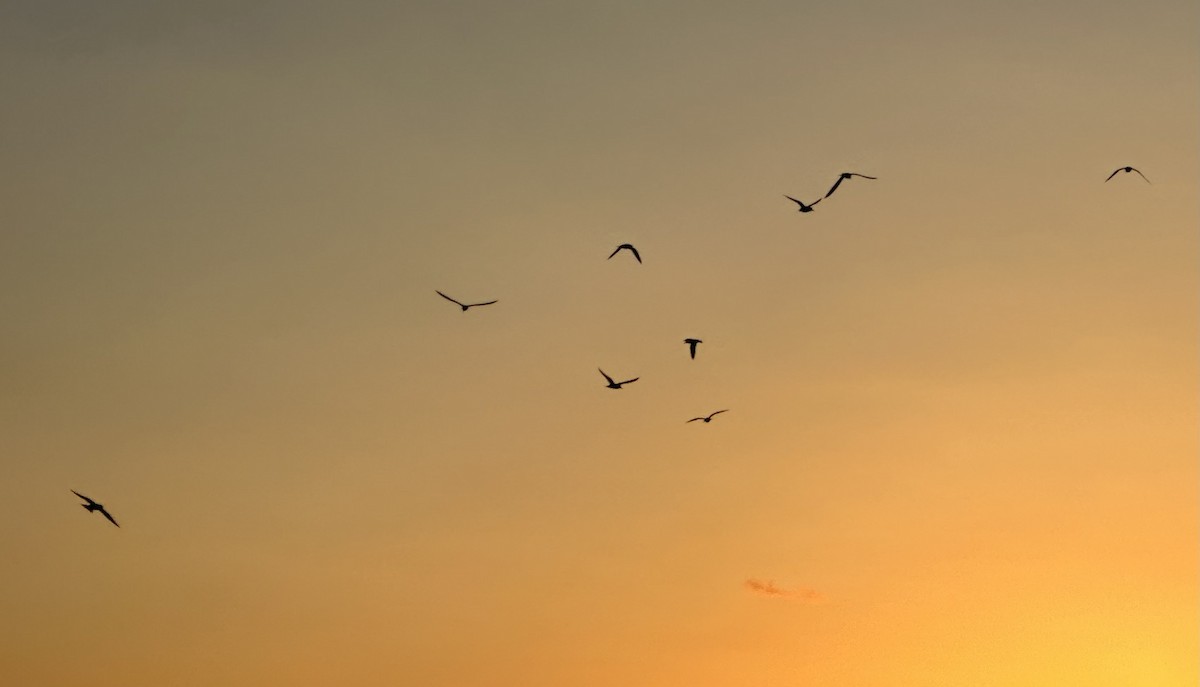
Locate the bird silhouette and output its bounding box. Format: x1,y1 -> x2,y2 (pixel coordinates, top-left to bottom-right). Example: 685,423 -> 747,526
71,490 -> 119,528
436,291 -> 498,311
684,338 -> 703,359
687,409 -> 729,423
599,368 -> 639,389
824,172 -> 877,198
1105,166 -> 1150,183
608,244 -> 642,263
784,195 -> 821,213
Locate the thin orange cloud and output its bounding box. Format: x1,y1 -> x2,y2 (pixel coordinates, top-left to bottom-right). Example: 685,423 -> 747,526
744,578 -> 825,603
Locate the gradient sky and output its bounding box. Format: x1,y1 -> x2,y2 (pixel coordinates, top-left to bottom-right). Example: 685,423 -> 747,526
1,1 -> 1196,685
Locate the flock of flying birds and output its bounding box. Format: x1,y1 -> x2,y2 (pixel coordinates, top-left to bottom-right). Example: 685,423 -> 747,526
70,165 -> 1152,528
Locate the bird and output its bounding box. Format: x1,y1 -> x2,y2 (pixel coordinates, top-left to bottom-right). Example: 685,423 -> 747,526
687,409 -> 729,423
784,195 -> 821,213
608,243 -> 642,263
824,172 -> 877,198
71,490 -> 119,528
1105,166 -> 1150,183
684,338 -> 703,359
436,291 -> 498,311
599,368 -> 639,389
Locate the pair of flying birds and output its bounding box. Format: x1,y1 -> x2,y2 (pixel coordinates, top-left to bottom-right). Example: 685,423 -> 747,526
785,171 -> 876,213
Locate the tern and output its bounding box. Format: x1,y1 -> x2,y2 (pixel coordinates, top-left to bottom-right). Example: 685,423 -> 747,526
684,338 -> 703,359
608,244 -> 642,263
599,368 -> 639,389
784,195 -> 821,213
436,291 -> 498,311
824,172 -> 877,198
1105,166 -> 1150,183
687,410 -> 729,424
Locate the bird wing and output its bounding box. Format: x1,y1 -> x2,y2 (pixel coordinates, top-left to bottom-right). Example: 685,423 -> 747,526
809,197 -> 822,207
849,173 -> 877,179
629,246 -> 642,263
824,176 -> 845,198
709,409 -> 730,418
436,291 -> 465,307
607,246 -> 621,259
618,377 -> 639,385
467,300 -> 498,307
1104,169 -> 1120,182
784,195 -> 805,206
71,490 -> 96,505
598,368 -> 615,384
687,417 -> 703,423
1131,168 -> 1151,183
98,508 -> 120,528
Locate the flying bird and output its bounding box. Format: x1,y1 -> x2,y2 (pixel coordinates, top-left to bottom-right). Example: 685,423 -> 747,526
71,490 -> 119,528
824,172 -> 877,198
687,409 -> 729,423
436,291 -> 498,311
599,368 -> 639,389
1105,166 -> 1150,183
608,244 -> 642,263
784,195 -> 821,213
684,338 -> 703,359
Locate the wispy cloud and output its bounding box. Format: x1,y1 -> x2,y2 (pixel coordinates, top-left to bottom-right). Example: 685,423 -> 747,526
744,579 -> 825,603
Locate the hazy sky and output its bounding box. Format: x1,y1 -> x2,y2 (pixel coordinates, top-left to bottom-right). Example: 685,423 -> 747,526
1,1 -> 1196,685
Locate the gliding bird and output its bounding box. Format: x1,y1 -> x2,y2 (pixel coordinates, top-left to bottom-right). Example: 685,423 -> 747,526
71,490 -> 119,528
687,410 -> 729,424
608,244 -> 642,263
784,195 -> 821,213
684,338 -> 703,359
436,291 -> 498,311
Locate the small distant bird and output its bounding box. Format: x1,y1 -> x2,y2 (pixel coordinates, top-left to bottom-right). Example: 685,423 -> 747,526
71,490 -> 119,528
608,244 -> 642,263
784,195 -> 821,213
824,172 -> 877,198
684,338 -> 703,359
436,291 -> 498,311
1105,166 -> 1150,183
599,368 -> 639,389
687,409 -> 729,423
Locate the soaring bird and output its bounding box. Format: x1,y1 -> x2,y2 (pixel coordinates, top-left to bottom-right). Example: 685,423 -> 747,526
784,195 -> 821,213
1105,166 -> 1150,183
687,409 -> 729,424
71,490 -> 119,528
608,244 -> 642,263
436,291 -> 498,311
824,172 -> 877,198
599,368 -> 639,389
684,338 -> 703,359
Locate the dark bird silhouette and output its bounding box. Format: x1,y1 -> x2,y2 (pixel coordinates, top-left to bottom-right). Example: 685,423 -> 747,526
599,368 -> 639,389
684,338 -> 703,359
824,172 -> 877,198
784,195 -> 821,213
1105,166 -> 1150,183
687,409 -> 729,423
436,291 -> 498,311
71,490 -> 119,528
608,243 -> 642,263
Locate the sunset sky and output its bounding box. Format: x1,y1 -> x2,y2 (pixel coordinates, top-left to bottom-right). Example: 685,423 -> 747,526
1,1 -> 1196,685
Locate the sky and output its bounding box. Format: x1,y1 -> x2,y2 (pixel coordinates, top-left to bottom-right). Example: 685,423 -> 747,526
0,1 -> 1196,685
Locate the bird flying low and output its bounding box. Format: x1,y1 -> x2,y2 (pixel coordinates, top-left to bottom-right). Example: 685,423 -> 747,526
784,195 -> 821,213
687,409 -> 729,423
1105,166 -> 1150,183
684,338 -> 703,359
599,368 -> 639,389
436,291 -> 498,311
608,243 -> 642,263
824,172 -> 877,198
71,490 -> 119,528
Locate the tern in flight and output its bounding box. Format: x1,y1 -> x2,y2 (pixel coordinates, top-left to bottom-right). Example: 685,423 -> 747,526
71,490 -> 119,528
784,195 -> 821,213
599,368 -> 639,389
436,291 -> 498,311
824,172 -> 877,198
1105,166 -> 1150,183
687,410 -> 729,424
684,338 -> 703,359
608,244 -> 642,263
